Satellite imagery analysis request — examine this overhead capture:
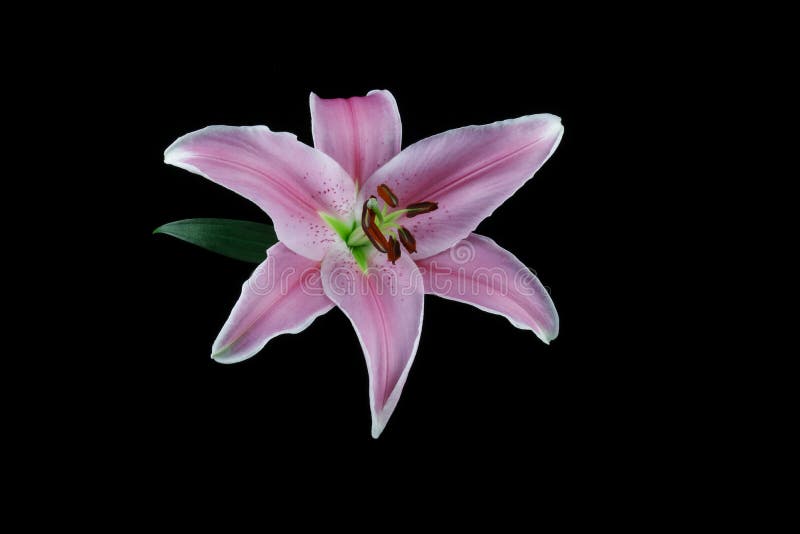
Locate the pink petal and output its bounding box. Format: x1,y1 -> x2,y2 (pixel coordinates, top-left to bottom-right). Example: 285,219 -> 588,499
212,243 -> 334,363
321,244 -> 424,438
416,234 -> 558,343
164,125 -> 356,261
310,90 -> 402,186
361,114 -> 563,258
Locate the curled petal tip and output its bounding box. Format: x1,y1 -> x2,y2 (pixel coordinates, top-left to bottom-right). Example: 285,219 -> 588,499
371,424 -> 384,439
163,142 -> 180,164
371,411 -> 390,438
537,322 -> 559,345
210,345 -> 233,363
546,114 -> 564,132
541,112 -> 562,124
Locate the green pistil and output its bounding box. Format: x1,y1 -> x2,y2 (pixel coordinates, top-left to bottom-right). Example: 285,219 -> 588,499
319,212 -> 371,273
319,212 -> 355,242
350,245 -> 371,272
382,208 -> 412,225
320,205 -> 411,274
346,226 -> 370,247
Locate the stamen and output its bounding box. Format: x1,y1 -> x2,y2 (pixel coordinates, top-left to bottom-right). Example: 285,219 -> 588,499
387,235 -> 401,264
361,198 -> 374,231
361,198 -> 389,253
377,184 -> 399,208
358,189 -> 437,260
366,195 -> 382,221
397,226 -> 416,253
406,202 -> 438,218
366,224 -> 389,254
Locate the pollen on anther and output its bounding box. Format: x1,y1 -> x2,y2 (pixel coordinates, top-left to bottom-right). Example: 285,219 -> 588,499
406,201 -> 438,218
398,226 -> 416,254
387,235 -> 401,264
377,184 -> 399,207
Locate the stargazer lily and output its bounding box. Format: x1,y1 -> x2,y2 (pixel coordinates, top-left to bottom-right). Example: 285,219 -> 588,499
164,90 -> 563,437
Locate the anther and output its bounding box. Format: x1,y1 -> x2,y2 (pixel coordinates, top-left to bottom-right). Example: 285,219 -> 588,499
377,184 -> 399,208
406,202 -> 438,217
362,198 -> 389,253
362,195 -> 383,226
397,226 -> 416,253
387,235 -> 401,264
366,224 -> 389,254
361,198 -> 372,230
360,189 -> 436,260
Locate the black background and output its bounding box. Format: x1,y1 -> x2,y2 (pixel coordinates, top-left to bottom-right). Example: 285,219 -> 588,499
0,8 -> 754,520
14,13 -> 757,519
107,53 -> 654,477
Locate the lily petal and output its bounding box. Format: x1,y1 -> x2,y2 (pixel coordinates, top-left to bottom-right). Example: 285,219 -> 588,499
310,90 -> 402,186
321,244 -> 424,438
362,114 -> 563,258
416,234 -> 558,343
212,243 -> 334,363
165,125 -> 356,261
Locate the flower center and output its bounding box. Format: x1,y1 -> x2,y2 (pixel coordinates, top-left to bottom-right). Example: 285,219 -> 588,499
347,184 -> 439,264
319,184 -> 437,271
349,184 -> 437,265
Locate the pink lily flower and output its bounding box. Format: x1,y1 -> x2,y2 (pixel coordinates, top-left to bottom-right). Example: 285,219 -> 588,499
164,90 -> 563,437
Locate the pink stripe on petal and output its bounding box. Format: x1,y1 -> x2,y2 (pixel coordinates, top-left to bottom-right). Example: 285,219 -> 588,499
362,114 -> 563,258
310,90 -> 402,186
212,243 -> 334,363
164,125 -> 356,261
321,244 -> 424,438
416,234 -> 558,343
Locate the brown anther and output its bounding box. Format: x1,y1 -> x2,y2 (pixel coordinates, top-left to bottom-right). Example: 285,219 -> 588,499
362,196 -> 383,230
361,198 -> 389,253
377,184 -> 399,208
387,235 -> 401,264
361,198 -> 373,230
406,201 -> 438,218
397,226 -> 416,253
365,225 -> 389,253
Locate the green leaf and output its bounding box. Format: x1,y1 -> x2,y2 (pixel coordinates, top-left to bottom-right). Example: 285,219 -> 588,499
153,218 -> 277,263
